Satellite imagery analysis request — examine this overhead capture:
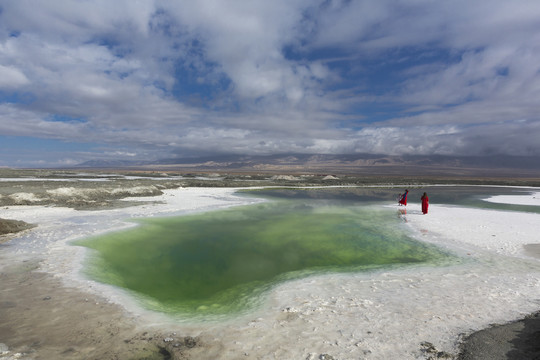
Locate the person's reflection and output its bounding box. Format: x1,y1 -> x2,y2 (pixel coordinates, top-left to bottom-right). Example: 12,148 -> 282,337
398,208 -> 407,222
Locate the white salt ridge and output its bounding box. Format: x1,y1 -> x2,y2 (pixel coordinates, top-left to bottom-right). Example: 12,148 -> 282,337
484,191 -> 540,206
8,192 -> 42,203
46,185 -> 160,198
1,187 -> 540,359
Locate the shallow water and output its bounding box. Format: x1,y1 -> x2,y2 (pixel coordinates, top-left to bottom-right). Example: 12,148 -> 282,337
75,188 -> 457,318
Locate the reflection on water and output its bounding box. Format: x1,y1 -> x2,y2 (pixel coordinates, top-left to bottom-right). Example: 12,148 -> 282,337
75,186 -> 532,318
398,208 -> 407,221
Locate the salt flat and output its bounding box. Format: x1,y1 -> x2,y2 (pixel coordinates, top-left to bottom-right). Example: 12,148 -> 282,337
1,184 -> 540,359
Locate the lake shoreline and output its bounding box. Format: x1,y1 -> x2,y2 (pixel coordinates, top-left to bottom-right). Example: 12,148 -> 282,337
1,185 -> 540,359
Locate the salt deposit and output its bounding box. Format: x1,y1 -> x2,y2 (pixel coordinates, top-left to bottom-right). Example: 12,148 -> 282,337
484,191 -> 540,206
1,186 -> 540,359
8,192 -> 42,203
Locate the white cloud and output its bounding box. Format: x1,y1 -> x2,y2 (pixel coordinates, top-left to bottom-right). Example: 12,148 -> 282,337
1,0 -> 540,166
0,64 -> 29,87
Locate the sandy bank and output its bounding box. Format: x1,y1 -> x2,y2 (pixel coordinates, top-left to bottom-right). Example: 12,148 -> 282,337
0,261 -> 170,359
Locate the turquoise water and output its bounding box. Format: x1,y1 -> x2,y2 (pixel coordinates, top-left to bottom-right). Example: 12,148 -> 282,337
76,187 -> 532,318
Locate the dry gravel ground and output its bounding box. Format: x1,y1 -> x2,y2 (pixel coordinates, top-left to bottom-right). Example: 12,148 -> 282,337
0,260 -> 168,360
458,311 -> 540,360
0,260 -> 212,360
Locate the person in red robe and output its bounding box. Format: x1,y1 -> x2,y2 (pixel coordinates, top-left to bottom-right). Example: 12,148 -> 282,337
398,189 -> 408,206
421,192 -> 429,214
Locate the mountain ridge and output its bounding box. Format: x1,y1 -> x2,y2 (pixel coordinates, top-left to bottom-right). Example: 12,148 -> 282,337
76,154 -> 540,177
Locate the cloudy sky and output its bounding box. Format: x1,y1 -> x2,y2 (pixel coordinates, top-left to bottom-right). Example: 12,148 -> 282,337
1,0 -> 540,167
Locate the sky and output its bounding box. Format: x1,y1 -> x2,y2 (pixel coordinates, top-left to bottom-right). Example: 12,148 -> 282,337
1,0 -> 540,167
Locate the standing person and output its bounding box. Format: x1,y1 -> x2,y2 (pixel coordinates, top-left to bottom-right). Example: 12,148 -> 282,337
421,192 -> 429,214
399,189 -> 409,206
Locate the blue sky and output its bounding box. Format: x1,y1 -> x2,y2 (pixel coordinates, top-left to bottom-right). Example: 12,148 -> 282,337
1,0 -> 540,167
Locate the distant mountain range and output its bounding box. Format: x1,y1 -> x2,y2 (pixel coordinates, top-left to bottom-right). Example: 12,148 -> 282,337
76,153 -> 540,177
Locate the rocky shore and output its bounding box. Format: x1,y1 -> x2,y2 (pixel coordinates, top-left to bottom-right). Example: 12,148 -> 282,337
457,311 -> 540,360
0,218 -> 35,239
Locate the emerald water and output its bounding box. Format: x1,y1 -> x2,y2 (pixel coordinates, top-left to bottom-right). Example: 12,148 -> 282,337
76,187 -> 527,318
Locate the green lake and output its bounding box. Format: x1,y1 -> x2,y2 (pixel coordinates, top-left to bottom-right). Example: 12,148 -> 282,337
75,186 -> 530,318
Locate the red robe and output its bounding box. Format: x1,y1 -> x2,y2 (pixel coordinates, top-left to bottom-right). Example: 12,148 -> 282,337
399,191 -> 408,205
421,195 -> 429,214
